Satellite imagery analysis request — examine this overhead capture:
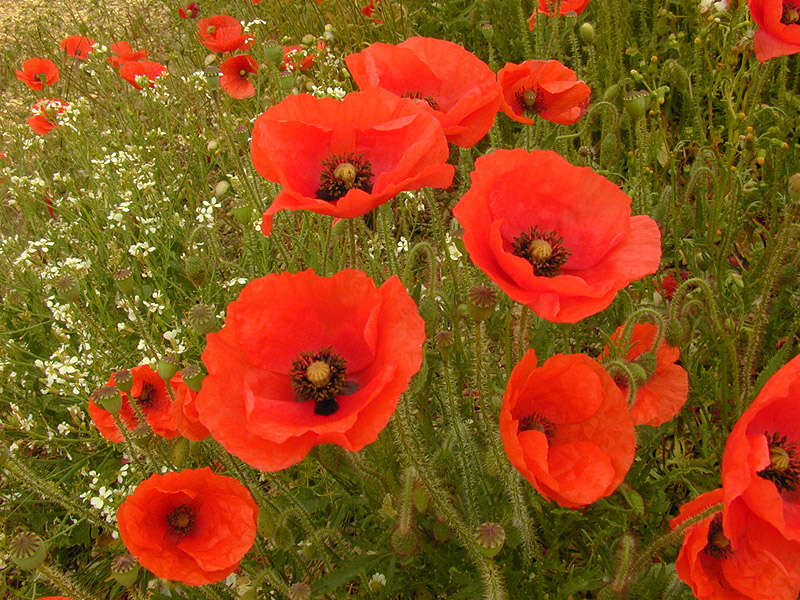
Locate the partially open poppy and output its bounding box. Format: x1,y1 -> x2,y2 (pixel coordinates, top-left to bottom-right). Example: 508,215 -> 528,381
749,0 -> 800,61
452,149 -> 661,323
196,15 -> 252,53
250,88 -> 453,235
178,2 -> 200,18
219,54 -> 258,99
603,322 -> 689,426
170,373 -> 210,441
195,269 -> 426,471
497,60 -> 590,126
117,467 -> 258,585
15,58 -> 60,91
107,41 -> 148,69
529,0 -> 591,28
345,36 -> 502,147
280,41 -> 326,71
119,60 -> 168,89
722,353 -> 800,541
60,35 -> 95,60
27,98 -> 68,136
499,350 -> 635,508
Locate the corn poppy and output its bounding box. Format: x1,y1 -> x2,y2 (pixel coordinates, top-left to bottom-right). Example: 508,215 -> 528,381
672,489 -> 800,600
60,35 -> 95,60
107,41 -> 148,69
170,373 -> 210,441
280,41 -> 326,71
345,36 -> 502,148
195,269 -> 426,472
250,88 -> 454,236
722,353 -> 800,541
497,60 -> 590,126
749,0 -> 800,61
603,322 -> 689,427
529,0 -> 591,28
219,54 -> 258,99
452,149 -> 661,323
119,60 -> 167,89
15,58 -> 60,91
117,467 -> 258,585
27,98 -> 68,136
196,15 -> 252,54
88,365 -> 180,442
178,2 -> 200,18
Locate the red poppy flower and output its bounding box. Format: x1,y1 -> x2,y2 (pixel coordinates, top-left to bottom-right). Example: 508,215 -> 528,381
107,41 -> 148,69
250,88 -> 454,236
178,2 -> 200,18
280,41 -> 326,72
15,58 -> 60,91
219,54 -> 258,99
195,269 -> 426,471
196,15 -> 252,53
345,36 -> 502,148
119,60 -> 168,89
672,489 -> 800,600
603,322 -> 689,427
499,350 -> 635,508
60,35 -> 95,60
117,467 -> 258,585
722,353 -> 800,541
27,98 -> 68,136
170,373 -> 210,441
362,0 -> 383,22
528,0 -> 591,28
749,0 -> 800,61
88,365 -> 180,442
497,60 -> 590,126
452,149 -> 661,323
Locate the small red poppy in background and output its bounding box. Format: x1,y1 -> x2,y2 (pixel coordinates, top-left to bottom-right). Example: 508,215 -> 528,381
453,149 -> 661,323
196,15 -> 252,53
498,60 -> 590,126
219,54 -> 258,99
119,60 -> 168,89
603,322 -> 689,427
529,0 -> 591,28
362,0 -> 382,22
749,0 -> 800,61
27,98 -> 68,135
672,489 -> 800,600
499,350 -> 635,508
117,467 -> 258,585
107,41 -> 148,68
280,41 -> 326,71
88,365 -> 180,442
250,88 -> 454,235
61,35 -> 95,60
196,269 -> 426,471
170,373 -> 209,441
178,1 -> 200,18
15,58 -> 60,91
722,352 -> 800,541
346,36 -> 502,148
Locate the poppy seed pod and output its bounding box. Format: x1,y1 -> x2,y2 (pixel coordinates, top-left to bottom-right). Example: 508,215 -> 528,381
474,522 -> 506,557
186,304 -> 217,335
111,554 -> 139,586
467,285 -> 498,321
9,531 -> 48,570
93,385 -> 123,414
157,355 -> 181,382
181,365 -> 205,392
113,268 -> 134,295
624,90 -> 650,120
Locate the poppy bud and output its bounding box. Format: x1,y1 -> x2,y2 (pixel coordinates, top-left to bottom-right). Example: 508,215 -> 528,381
788,173 -> 800,202
157,355 -> 181,382
278,72 -> 296,93
93,385 -> 123,414
10,531 -> 48,571
203,53 -> 217,66
181,365 -> 205,392
111,554 -> 139,586
114,368 -> 133,393
466,285 -> 498,321
264,44 -> 283,67
186,304 -> 217,335
412,480 -> 429,514
602,83 -> 620,102
578,22 -> 595,44
230,197 -> 253,224
257,508 -> 280,538
432,518 -> 450,543
418,296 -> 440,336
54,275 -> 81,303
624,90 -> 649,120
113,268 -> 134,295
625,361 -> 648,386
214,180 -> 230,198
206,139 -> 219,152
474,522 -> 505,557
634,353 -> 657,379
301,34 -> 316,46
480,23 -> 495,41
600,133 -> 620,159
170,437 -> 191,467
288,582 -> 312,600
184,254 -> 209,287
391,526 -> 421,558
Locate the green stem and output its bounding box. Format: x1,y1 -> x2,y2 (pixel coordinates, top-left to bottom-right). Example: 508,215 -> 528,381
37,563 -> 95,600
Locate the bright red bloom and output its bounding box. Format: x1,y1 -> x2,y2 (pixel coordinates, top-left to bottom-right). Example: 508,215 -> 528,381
250,88 -> 454,236
362,0 -> 383,22
498,60 -> 590,126
196,15 -> 252,53
27,98 -> 68,136
196,269 -> 426,471
219,54 -> 258,99
280,41 -> 326,71
117,467 -> 258,585
178,2 -> 200,18
604,322 -> 689,427
88,365 -> 180,442
722,353 -> 800,541
452,149 -> 661,323
749,0 -> 800,61
119,60 -> 168,89
672,489 -> 800,600
15,58 -> 60,91
529,0 -> 591,28
107,41 -> 148,69
60,35 -> 94,60
345,36 -> 502,147
170,373 -> 210,441
499,350 -> 635,508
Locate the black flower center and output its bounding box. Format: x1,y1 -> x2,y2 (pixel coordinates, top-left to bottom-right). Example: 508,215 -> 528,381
167,504 -> 197,535
782,1 -> 800,24
757,432 -> 800,492
512,227 -> 571,277
317,152 -> 374,202
290,347 -> 348,416
402,91 -> 440,110
514,88 -> 542,115
135,383 -> 157,408
703,514 -> 732,559
518,413 -> 555,438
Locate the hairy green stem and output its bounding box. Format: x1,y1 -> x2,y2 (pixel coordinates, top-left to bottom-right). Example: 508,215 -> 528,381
37,562 -> 94,600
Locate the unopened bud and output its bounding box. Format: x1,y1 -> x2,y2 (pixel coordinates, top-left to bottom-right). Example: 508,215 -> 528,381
170,437 -> 191,467
578,22 -> 595,44
664,319 -> 686,347
264,45 -> 283,67
203,53 -> 217,66
301,34 -> 316,45
206,139 -> 219,152
391,526 -> 421,558
214,180 -> 230,198
184,254 -> 209,287
412,481 -> 429,514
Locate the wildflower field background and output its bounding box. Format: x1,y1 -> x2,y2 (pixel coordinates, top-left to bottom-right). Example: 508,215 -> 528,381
1,0 -> 800,598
